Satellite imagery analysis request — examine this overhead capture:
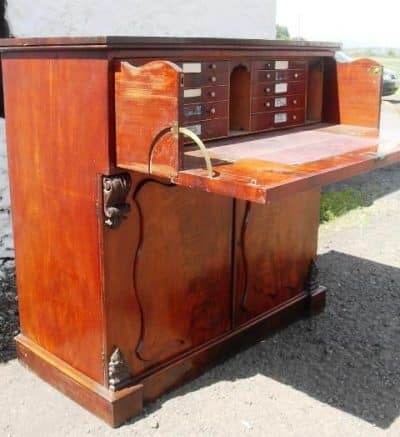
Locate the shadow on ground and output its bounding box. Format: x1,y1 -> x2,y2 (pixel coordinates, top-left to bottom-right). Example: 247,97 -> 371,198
138,251 -> 400,430
323,162 -> 400,211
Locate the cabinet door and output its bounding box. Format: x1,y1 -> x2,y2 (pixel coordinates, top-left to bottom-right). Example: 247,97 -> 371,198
103,175 -> 233,376
233,188 -> 320,326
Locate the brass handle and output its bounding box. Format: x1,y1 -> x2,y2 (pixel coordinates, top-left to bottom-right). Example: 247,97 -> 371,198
209,108 -> 216,115
265,87 -> 271,93
209,91 -> 216,98
175,127 -> 214,178
293,99 -> 297,105
265,63 -> 272,69
294,73 -> 299,79
266,73 -> 271,79
293,115 -> 297,120
210,64 -> 217,69
265,102 -> 271,107
210,76 -> 217,83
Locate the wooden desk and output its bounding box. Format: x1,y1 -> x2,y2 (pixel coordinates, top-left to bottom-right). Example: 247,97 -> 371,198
1,37 -> 399,426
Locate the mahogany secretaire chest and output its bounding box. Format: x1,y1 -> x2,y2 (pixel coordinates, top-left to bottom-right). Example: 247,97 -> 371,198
1,36 -> 399,426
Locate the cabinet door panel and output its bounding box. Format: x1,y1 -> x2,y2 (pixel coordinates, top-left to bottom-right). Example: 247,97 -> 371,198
234,189 -> 320,325
104,176 -> 233,376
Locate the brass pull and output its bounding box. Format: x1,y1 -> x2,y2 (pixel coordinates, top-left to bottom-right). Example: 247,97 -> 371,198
266,73 -> 271,79
369,66 -> 381,75
294,73 -> 299,79
209,107 -> 216,115
265,102 -> 271,107
210,76 -> 217,83
210,64 -> 217,69
265,87 -> 271,93
209,91 -> 216,98
293,99 -> 297,105
174,127 -> 214,178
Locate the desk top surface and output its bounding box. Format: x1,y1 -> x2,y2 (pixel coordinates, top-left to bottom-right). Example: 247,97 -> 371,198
0,36 -> 341,52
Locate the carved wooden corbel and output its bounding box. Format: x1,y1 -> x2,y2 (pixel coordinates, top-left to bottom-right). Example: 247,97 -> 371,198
108,347 -> 132,392
304,259 -> 319,294
103,173 -> 131,229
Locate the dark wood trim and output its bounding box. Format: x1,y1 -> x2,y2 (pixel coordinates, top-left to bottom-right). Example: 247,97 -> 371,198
0,36 -> 341,51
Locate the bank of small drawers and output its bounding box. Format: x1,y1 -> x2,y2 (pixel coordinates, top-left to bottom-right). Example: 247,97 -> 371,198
181,61 -> 229,141
251,59 -> 306,132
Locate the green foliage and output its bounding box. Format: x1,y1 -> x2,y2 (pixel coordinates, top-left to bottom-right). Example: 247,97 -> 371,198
276,24 -> 290,40
320,188 -> 365,223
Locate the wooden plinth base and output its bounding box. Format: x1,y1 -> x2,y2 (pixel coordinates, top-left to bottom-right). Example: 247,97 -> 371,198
16,287 -> 326,427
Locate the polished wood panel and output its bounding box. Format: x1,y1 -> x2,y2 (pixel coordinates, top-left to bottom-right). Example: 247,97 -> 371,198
233,189 -> 320,325
2,54 -> 110,384
115,60 -> 183,176
177,125 -> 400,203
103,175 -> 233,376
336,58 -> 382,128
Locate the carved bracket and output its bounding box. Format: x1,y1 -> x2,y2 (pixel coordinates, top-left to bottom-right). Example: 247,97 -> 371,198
103,173 -> 131,229
108,347 -> 132,391
304,259 -> 319,294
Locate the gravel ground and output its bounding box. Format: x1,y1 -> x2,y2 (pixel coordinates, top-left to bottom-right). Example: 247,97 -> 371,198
0,104 -> 399,436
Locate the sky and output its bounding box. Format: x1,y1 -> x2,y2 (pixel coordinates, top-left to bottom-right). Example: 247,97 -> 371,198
277,0 -> 400,48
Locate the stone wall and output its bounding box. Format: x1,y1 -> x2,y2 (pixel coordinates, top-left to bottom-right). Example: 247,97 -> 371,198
7,0 -> 276,39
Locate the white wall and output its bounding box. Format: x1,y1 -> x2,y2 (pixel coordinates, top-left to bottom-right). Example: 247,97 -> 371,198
7,0 -> 277,39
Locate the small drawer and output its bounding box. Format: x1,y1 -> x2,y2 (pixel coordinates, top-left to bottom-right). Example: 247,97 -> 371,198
271,109 -> 305,128
180,61 -> 229,73
183,85 -> 229,103
250,113 -> 272,131
184,71 -> 229,88
255,69 -> 306,83
183,101 -> 228,122
253,60 -> 306,71
252,81 -> 306,98
251,94 -> 305,113
183,118 -> 228,142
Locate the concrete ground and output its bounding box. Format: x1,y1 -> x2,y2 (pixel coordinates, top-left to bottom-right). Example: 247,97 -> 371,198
0,102 -> 400,436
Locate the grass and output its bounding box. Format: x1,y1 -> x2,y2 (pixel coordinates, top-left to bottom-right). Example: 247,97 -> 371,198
320,188 -> 365,223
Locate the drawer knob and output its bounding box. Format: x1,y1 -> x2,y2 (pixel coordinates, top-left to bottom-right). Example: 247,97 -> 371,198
266,73 -> 271,79
210,64 -> 217,69
265,102 -> 271,107
294,73 -> 299,79
209,91 -> 216,98
210,76 -> 217,83
264,87 -> 271,93
293,115 -> 297,120
209,107 -> 216,115
265,63 -> 272,69
293,99 -> 297,105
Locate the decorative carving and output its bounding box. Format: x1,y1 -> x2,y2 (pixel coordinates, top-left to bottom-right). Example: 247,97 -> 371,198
239,201 -> 252,312
108,348 -> 132,391
132,179 -> 175,362
103,174 -> 131,228
305,259 -> 319,293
